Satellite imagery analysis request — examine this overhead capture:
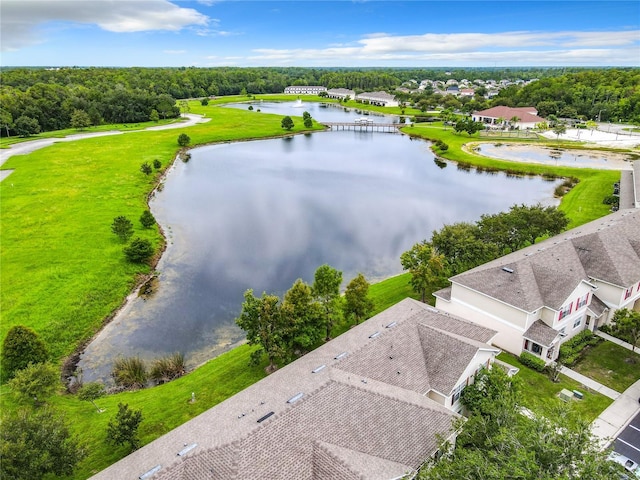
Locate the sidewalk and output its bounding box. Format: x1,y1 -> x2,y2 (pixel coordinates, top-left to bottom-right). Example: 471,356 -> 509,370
591,378 -> 640,448
560,366 -> 620,400
596,330 -> 639,353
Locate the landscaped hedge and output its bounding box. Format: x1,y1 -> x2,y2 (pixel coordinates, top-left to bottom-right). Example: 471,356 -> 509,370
519,351 -> 546,372
558,330 -> 600,366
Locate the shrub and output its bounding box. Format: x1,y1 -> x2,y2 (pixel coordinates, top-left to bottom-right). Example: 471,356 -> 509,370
139,210 -> 156,229
558,330 -> 599,366
1,325 -> 48,381
177,133 -> 190,146
111,357 -> 147,389
149,353 -> 186,384
140,162 -> 152,175
519,351 -> 546,372
200,98 -> 209,106
111,216 -> 133,242
9,362 -> 59,404
106,403 -> 143,452
152,159 -> 161,170
123,237 -> 154,263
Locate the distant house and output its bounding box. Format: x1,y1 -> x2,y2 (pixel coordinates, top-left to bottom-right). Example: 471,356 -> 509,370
355,91 -> 399,107
459,88 -> 475,98
283,85 -> 327,95
326,88 -> 355,100
435,209 -> 640,363
92,299 -> 499,480
472,106 -> 545,129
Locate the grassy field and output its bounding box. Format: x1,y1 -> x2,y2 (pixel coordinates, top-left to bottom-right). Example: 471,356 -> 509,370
497,353 -> 613,421
0,97 -> 633,478
572,341 -> 640,392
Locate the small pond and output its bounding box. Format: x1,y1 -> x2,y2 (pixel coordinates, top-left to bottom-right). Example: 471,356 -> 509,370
473,143 -> 635,170
77,103 -> 562,383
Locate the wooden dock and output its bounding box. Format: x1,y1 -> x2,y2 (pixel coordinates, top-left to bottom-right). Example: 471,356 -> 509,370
323,122 -> 402,133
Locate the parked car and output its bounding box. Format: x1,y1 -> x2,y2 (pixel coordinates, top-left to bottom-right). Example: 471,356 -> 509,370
609,452 -> 640,478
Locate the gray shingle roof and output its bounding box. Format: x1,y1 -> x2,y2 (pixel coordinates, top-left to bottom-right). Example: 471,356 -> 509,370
450,209 -> 640,312
523,320 -> 559,348
588,294 -> 608,317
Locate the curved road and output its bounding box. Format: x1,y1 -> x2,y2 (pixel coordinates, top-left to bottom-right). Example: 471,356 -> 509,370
0,114 -> 210,171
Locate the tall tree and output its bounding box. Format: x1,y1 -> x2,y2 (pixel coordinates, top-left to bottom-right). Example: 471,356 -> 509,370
1,325 -> 48,380
70,109 -> 92,130
281,279 -> 324,357
281,116 -> 294,130
611,308 -> 640,352
430,222 -> 499,275
0,407 -> 86,480
236,290 -> 287,372
344,273 -> 374,325
111,216 -> 134,242
400,241 -> 447,302
312,265 -> 343,340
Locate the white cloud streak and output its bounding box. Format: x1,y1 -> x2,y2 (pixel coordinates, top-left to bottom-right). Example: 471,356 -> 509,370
1,0 -> 209,51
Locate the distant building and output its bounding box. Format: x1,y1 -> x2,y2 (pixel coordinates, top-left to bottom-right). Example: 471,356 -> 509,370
472,106 -> 545,129
284,85 -> 327,95
326,88 -> 355,100
355,91 -> 399,107
93,299 -> 500,480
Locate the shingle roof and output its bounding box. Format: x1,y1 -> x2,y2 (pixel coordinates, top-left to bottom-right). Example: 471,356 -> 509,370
450,209 -> 640,312
588,295 -> 608,317
523,320 -> 559,348
93,298 -> 493,480
473,106 -> 544,124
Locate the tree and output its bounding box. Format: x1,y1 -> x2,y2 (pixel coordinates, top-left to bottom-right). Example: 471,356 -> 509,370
344,273 -> 374,325
553,122 -> 567,139
123,237 -> 154,263
281,279 -> 324,357
153,158 -> 162,170
0,108 -> 13,137
111,215 -> 134,242
422,366 -> 625,479
1,325 -> 48,380
509,115 -> 521,129
140,162 -> 152,175
430,222 -> 499,275
106,403 -> 143,452
9,362 -> 59,405
177,133 -> 190,146
235,290 -> 287,372
140,210 -> 156,228
200,98 -> 209,106
149,109 -> 160,122
70,109 -> 91,130
312,264 -> 343,341
0,407 -> 86,480
281,116 -> 294,130
13,115 -> 40,137
611,308 -> 640,352
78,382 -> 106,412
304,116 -> 313,128
400,241 -> 447,302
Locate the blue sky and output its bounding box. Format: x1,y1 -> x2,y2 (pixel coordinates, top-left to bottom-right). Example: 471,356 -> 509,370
1,0 -> 639,67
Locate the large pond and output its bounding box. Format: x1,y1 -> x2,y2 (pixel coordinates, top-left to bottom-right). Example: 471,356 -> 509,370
78,103 -> 561,382
474,143 -> 635,170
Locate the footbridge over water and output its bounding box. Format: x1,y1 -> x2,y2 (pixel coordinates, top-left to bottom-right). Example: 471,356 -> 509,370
323,122 -> 403,133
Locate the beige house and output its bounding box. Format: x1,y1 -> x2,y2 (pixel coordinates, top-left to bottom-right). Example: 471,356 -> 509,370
92,299 -> 499,480
471,106 -> 545,129
326,88 -> 355,100
435,209 -> 640,363
355,91 -> 399,107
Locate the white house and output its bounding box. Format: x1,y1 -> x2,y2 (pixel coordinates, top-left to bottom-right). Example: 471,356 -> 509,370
472,106 -> 545,130
326,88 -> 355,100
435,209 -> 640,363
283,85 -> 327,95
355,91 -> 399,107
92,299 -> 499,480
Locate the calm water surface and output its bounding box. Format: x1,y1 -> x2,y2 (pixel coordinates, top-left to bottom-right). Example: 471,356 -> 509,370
78,103 -> 560,382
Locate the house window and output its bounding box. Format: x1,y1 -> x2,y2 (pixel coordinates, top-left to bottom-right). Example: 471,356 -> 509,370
531,343 -> 543,355
576,293 -> 589,309
573,317 -> 582,329
452,383 -> 465,404
558,303 -> 573,320
625,288 -> 633,300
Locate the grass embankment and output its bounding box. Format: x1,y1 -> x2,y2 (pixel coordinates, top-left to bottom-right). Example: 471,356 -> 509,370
0,98 -> 630,478
497,353 -> 613,422
402,123 -> 621,227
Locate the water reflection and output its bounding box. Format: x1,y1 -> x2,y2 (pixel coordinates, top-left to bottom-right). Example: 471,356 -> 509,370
78,107 -> 561,383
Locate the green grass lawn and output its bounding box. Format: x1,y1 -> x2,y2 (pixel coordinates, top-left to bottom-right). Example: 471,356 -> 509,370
572,341 -> 640,393
1,97 -> 633,479
497,353 -> 613,421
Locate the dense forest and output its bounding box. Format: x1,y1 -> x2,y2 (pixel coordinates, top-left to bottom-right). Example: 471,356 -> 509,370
0,66 -> 638,136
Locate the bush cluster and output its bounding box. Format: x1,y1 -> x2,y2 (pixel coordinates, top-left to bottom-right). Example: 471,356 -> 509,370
558,330 -> 600,366
519,351 -> 546,372
434,139 -> 449,151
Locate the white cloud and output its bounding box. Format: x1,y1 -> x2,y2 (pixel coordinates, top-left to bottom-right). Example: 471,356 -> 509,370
247,30 -> 640,66
1,0 -> 209,51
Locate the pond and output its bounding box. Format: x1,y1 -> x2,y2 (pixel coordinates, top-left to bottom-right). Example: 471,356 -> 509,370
77,103 -> 561,383
473,143 -> 635,170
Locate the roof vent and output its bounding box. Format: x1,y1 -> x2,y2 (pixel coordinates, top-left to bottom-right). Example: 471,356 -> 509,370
257,411 -> 275,423
177,444 -> 198,456
287,393 -> 304,404
334,351 -> 348,360
426,306 -> 438,313
312,364 -> 326,373
502,267 -> 514,273
386,322 -> 397,328
369,331 -> 380,338
139,466 -> 162,480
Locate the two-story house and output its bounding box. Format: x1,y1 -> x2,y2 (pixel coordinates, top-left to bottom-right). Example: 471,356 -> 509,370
435,209 -> 640,363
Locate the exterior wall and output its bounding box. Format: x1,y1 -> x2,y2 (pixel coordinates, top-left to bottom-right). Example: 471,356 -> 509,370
426,390 -> 446,407
284,86 -> 327,95
448,284 -> 530,330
